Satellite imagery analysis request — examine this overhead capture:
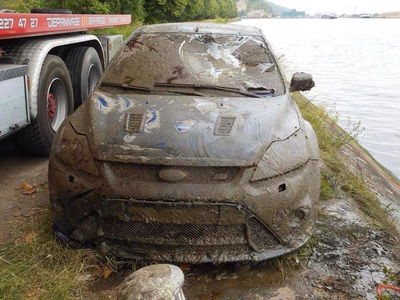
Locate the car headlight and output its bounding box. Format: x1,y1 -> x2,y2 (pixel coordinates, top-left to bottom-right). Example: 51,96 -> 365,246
52,122 -> 99,176
251,129 -> 310,182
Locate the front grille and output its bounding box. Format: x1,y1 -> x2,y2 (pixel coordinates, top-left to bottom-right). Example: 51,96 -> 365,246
106,240 -> 252,262
72,200 -> 283,261
247,217 -> 280,251
100,219 -> 247,246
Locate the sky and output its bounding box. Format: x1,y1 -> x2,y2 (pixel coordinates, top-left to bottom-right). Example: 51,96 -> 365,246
273,0 -> 400,14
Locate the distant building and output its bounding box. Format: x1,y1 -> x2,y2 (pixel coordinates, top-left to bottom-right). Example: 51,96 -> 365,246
282,9 -> 305,18
246,9 -> 272,18
321,13 -> 338,19
360,14 -> 372,18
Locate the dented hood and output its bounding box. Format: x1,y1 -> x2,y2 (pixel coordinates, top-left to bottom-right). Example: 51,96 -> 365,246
86,91 -> 300,166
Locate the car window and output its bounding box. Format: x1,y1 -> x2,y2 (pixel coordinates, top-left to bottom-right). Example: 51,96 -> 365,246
102,32 -> 285,96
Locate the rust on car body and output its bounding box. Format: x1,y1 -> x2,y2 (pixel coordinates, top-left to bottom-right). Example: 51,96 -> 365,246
49,23 -> 320,263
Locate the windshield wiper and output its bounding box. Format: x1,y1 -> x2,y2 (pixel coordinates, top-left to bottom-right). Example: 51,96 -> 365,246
154,82 -> 269,98
102,82 -> 206,96
165,90 -> 206,96
101,82 -> 151,92
102,81 -> 275,98
247,87 -> 275,96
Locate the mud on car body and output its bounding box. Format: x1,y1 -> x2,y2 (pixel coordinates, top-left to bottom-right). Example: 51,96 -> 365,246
49,23 -> 320,263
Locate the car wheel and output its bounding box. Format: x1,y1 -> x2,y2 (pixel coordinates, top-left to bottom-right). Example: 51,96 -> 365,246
65,46 -> 103,108
16,55 -> 74,155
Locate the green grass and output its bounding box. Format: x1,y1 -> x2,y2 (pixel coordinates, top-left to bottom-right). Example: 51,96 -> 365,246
198,17 -> 241,23
292,92 -> 398,236
90,21 -> 143,39
320,169 -> 337,200
215,17 -> 230,23
0,214 -> 100,300
271,237 -> 317,278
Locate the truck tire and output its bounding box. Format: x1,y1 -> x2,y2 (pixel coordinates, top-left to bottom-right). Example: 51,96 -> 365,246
31,8 -> 72,14
16,55 -> 74,155
65,47 -> 103,108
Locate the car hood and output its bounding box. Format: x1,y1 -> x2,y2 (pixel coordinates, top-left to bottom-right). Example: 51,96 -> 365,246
84,91 -> 300,166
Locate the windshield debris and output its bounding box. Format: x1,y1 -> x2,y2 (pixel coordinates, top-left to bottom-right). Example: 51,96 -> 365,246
102,32 -> 285,97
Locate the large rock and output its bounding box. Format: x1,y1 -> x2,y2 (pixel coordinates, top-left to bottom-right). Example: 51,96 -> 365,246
117,264 -> 185,300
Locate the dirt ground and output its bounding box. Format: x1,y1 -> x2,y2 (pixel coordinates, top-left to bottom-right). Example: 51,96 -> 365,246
1,137 -> 399,300
0,139 -> 49,243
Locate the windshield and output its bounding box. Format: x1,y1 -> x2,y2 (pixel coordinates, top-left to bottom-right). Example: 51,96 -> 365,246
101,31 -> 285,97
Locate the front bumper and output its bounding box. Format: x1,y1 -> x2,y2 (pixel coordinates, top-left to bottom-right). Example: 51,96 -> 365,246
73,199 -> 300,263
49,157 -> 319,263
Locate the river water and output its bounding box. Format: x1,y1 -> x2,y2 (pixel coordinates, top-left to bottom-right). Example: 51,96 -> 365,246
237,18 -> 400,178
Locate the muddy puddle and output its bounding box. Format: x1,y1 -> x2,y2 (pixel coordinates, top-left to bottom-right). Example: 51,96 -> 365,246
183,262 -> 306,299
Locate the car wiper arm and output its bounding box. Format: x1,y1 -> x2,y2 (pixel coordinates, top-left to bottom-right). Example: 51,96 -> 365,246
102,82 -> 274,98
101,82 -> 151,92
166,90 -> 206,96
247,87 -> 275,95
155,82 -> 265,98
102,82 -> 206,96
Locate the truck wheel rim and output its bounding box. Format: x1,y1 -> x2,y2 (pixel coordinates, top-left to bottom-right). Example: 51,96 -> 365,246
47,93 -> 57,119
87,64 -> 101,99
47,78 -> 68,132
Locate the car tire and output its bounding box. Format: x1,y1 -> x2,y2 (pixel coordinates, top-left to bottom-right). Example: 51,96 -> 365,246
16,55 -> 74,155
31,8 -> 72,14
65,47 -> 103,108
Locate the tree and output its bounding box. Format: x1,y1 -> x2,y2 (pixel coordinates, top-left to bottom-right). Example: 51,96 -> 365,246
39,0 -> 110,14
0,0 -> 41,12
144,0 -> 189,23
203,0 -> 221,19
144,0 -> 165,23
0,0 -> 237,22
104,0 -> 145,22
224,0 -> 238,18
183,0 -> 205,20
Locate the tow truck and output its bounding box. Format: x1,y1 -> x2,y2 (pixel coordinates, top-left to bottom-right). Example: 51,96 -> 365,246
0,9 -> 131,154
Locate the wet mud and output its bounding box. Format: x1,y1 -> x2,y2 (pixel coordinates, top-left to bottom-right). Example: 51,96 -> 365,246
182,196 -> 399,300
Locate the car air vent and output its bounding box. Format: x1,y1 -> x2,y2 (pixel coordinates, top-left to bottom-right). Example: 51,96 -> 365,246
125,113 -> 145,133
214,115 -> 236,136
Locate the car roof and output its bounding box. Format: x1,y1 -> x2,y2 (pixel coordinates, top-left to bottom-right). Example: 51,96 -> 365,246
139,23 -> 261,36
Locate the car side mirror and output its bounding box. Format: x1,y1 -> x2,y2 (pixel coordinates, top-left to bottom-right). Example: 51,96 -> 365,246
290,72 -> 315,92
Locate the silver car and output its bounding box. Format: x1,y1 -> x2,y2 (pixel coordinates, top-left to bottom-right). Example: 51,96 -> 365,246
49,23 -> 320,263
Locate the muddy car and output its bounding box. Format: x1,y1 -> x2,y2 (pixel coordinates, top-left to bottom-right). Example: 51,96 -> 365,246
49,23 -> 320,263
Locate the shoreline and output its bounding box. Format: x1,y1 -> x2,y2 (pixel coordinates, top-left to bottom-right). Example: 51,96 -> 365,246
293,92 -> 400,232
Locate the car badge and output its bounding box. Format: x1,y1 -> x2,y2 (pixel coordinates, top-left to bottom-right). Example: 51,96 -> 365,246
159,168 -> 188,182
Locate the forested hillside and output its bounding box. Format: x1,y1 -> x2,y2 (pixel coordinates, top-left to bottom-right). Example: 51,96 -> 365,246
0,0 -> 237,23
235,0 -> 293,17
